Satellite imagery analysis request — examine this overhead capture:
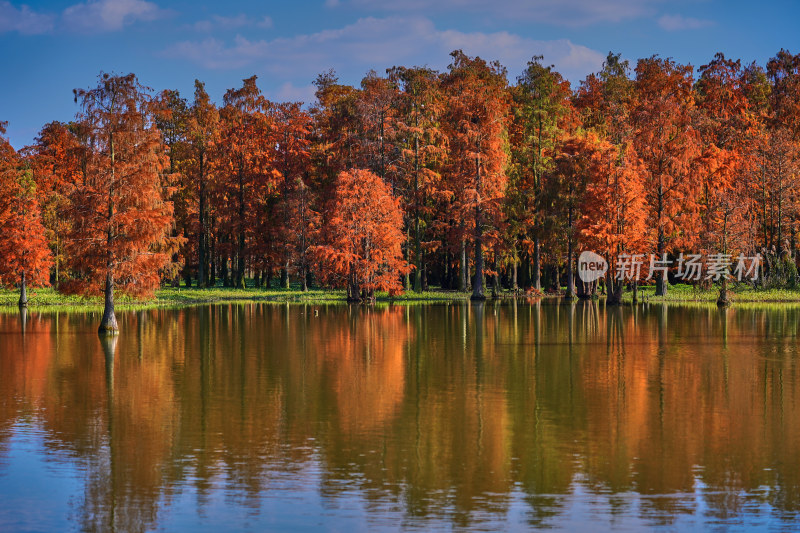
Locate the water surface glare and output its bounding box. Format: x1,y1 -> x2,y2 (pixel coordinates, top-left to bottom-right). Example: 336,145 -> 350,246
1,301 -> 799,531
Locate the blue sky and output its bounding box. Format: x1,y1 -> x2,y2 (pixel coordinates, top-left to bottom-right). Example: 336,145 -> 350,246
1,0 -> 798,148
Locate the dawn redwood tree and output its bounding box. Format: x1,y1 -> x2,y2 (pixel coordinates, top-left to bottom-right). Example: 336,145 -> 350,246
26,121 -> 85,288
185,80 -> 219,286
0,126 -> 52,306
631,56 -> 701,296
271,102 -> 312,288
216,76 -> 276,288
312,169 -> 408,301
65,73 -> 175,334
511,56 -> 573,291
574,53 -> 644,303
546,134 -> 598,298
578,139 -> 647,304
442,50 -> 510,300
388,65 -> 446,292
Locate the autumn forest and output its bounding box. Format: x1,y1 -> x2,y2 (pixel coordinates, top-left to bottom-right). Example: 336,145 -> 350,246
2,49 -> 800,330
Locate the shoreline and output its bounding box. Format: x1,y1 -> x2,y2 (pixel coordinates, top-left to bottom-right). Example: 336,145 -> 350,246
4,284 -> 800,311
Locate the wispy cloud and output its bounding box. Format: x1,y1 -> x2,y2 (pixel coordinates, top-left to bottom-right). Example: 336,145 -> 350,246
164,16 -> 605,82
62,0 -> 168,33
0,1 -> 55,34
658,14 -> 714,31
271,82 -> 317,104
328,0 -> 665,27
193,13 -> 272,32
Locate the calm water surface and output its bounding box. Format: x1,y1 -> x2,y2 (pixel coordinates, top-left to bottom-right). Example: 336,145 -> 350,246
1,301 -> 799,531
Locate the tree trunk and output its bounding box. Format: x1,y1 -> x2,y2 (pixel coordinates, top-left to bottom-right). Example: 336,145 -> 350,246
459,238 -> 468,292
717,276 -> 731,307
471,151 -> 485,301
472,236 -> 485,300
99,269 -> 119,334
565,229 -> 575,298
198,153 -> 207,287
237,167 -> 246,289
18,271 -> 27,308
532,235 -> 541,290
607,274 -> 624,305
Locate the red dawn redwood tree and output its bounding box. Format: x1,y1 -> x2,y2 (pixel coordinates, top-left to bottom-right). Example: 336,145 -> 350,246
185,80 -> 219,287
65,73 -> 175,334
631,56 -> 701,297
312,169 -> 408,301
442,50 -> 510,300
0,124 -> 53,306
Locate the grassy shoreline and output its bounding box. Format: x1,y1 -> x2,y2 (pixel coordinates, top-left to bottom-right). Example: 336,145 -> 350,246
3,283 -> 800,310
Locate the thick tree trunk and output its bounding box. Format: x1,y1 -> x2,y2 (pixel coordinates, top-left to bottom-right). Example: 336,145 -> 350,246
18,271 -> 27,308
717,276 -> 731,307
282,264 -> 290,289
606,274 -> 623,305
99,270 -> 119,335
533,235 -> 541,290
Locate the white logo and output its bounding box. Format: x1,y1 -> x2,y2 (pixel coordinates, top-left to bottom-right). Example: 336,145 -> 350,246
578,251 -> 608,283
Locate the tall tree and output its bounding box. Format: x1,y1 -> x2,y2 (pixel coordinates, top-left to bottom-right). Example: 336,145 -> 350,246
0,125 -> 53,306
185,80 -> 219,287
388,65 -> 446,292
215,76 -> 276,288
442,50 -> 510,299
631,56 -> 701,296
271,101 -> 312,288
25,121 -> 85,288
511,55 -> 573,291
65,73 -> 175,333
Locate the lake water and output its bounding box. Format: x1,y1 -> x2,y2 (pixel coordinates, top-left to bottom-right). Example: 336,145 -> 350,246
1,301 -> 799,532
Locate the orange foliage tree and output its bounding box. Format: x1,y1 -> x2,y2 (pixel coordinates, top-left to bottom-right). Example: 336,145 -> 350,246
0,124 -> 52,306
442,50 -> 509,299
26,121 -> 85,288
214,76 -> 277,288
631,56 -> 701,296
64,73 -> 175,333
388,65 -> 446,292
312,169 -> 408,301
271,101 -> 312,289
578,140 -> 647,303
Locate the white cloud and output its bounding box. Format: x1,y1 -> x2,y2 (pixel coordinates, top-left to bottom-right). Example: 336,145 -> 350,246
193,13 -> 272,32
62,0 -> 167,32
0,1 -> 55,34
271,82 -> 317,104
329,0 -> 665,27
657,14 -> 714,31
164,16 -> 604,82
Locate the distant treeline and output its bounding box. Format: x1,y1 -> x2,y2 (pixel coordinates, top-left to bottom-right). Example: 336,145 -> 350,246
1,49 -> 800,319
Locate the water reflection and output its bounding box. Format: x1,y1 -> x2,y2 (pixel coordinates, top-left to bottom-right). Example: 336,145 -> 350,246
1,301 -> 799,531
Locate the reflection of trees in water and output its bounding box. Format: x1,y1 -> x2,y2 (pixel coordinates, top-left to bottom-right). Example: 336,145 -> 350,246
2,303 -> 800,529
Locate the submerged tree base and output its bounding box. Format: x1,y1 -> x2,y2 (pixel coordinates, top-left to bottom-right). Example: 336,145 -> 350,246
717,288 -> 731,308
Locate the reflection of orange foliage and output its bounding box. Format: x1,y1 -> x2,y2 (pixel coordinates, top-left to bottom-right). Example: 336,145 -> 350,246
322,306 -> 406,433
0,312 -> 52,431
4,303 -> 800,528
